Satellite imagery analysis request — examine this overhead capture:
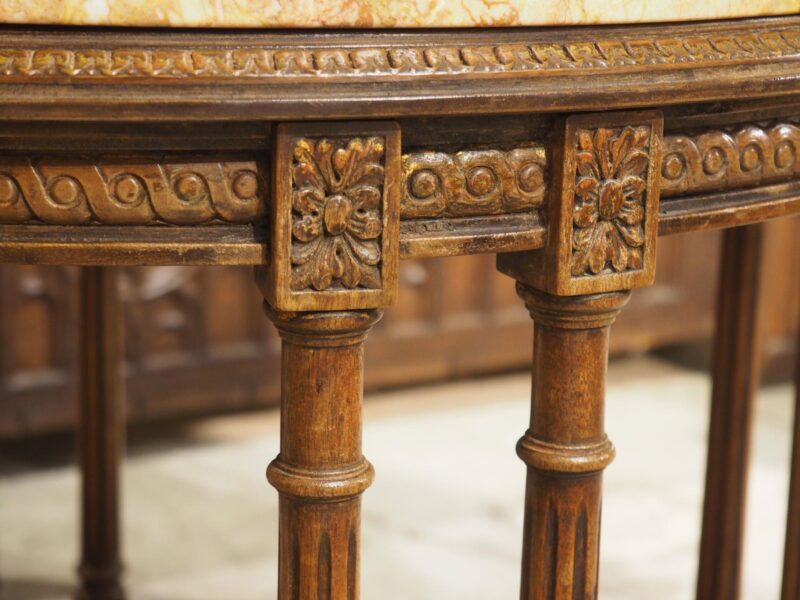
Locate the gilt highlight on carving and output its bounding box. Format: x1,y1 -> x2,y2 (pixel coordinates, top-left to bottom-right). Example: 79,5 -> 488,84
0,158 -> 263,225
661,121 -> 800,197
401,147 -> 546,218
2,26 -> 800,81
290,137 -> 385,292
572,126 -> 651,277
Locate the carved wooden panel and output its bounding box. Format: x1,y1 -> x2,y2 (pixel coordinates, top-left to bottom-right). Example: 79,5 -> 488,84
0,156 -> 265,225
498,111 -> 663,295
1,116 -> 800,268
4,121 -> 800,229
661,120 -> 800,196
570,125 -> 653,278
0,265 -> 77,434
260,122 -> 401,311
563,114 -> 663,294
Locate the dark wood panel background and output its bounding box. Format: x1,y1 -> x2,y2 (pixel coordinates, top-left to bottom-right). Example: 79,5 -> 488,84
1,219 -> 797,438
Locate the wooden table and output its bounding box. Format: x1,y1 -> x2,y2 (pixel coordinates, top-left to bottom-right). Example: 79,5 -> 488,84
1,13 -> 799,600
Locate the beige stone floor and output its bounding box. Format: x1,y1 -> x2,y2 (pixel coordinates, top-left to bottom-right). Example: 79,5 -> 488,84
0,356 -> 795,600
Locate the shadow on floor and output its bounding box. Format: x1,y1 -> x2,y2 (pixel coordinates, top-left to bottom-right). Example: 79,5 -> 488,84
0,578 -> 73,600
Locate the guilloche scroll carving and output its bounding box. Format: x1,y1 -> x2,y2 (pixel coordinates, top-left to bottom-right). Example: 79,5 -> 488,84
661,121 -> 800,196
0,156 -> 264,225
401,147 -> 546,218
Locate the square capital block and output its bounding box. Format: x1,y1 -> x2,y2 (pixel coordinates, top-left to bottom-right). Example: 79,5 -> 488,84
260,121 -> 401,312
499,110 -> 663,295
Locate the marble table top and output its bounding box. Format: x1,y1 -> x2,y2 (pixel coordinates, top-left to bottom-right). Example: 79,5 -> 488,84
0,0 -> 797,28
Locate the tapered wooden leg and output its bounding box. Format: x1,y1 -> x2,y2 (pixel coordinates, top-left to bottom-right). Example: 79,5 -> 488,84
265,306 -> 380,600
696,224 -> 764,600
515,284 -> 630,600
781,326 -> 800,600
77,267 -> 125,600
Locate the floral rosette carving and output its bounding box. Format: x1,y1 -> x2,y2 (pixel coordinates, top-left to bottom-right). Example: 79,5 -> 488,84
571,126 -> 651,277
291,136 -> 385,291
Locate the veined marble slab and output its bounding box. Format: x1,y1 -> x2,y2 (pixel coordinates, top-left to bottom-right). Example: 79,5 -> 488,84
0,0 -> 797,28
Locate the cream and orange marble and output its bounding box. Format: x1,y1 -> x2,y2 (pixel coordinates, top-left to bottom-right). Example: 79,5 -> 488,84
0,0 -> 797,28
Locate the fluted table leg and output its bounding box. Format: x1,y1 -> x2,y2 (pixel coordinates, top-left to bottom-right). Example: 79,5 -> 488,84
77,266 -> 125,600
495,110 -> 663,600
257,120 -> 400,600
697,224 -> 764,600
515,284 -> 629,600
265,307 -> 380,600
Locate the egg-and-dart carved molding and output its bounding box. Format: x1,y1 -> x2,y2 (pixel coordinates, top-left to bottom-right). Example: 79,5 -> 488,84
1,25 -> 799,81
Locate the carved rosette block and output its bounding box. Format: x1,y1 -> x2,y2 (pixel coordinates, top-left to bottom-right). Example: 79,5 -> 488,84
260,122 -> 400,312
499,110 -> 663,296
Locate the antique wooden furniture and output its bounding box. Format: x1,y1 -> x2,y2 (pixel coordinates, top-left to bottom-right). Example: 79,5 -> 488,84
1,4 -> 800,600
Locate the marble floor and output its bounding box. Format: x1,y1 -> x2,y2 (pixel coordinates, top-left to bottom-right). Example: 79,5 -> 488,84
0,355 -> 795,600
